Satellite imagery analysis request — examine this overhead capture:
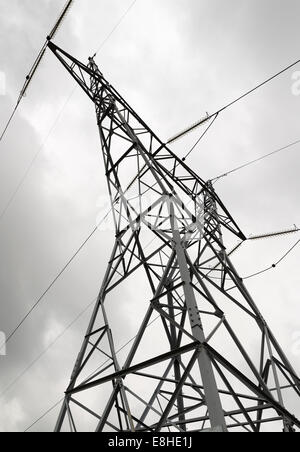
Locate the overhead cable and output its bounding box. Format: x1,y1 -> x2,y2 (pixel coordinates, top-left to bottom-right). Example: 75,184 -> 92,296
0,0 -> 75,144
0,0 -> 141,357
0,0 -> 140,223
212,139 -> 300,182
0,208 -> 112,354
93,0 -> 138,57
0,87 -> 77,224
182,114 -> 219,161
24,398 -> 64,432
23,311 -> 177,432
0,298 -> 95,400
243,239 -> 300,281
168,57 -> 300,144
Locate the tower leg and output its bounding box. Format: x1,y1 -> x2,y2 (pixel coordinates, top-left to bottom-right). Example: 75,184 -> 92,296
171,211 -> 226,431
54,241 -> 134,432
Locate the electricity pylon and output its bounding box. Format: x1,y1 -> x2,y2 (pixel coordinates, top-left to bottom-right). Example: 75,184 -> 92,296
49,42 -> 300,432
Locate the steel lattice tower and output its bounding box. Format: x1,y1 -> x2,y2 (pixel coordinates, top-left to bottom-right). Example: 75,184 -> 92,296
48,42 -> 300,433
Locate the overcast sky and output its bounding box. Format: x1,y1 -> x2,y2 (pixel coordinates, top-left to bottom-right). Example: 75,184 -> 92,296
0,0 -> 300,432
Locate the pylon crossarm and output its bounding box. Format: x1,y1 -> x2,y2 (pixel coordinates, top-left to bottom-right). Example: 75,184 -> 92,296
48,41 -> 246,241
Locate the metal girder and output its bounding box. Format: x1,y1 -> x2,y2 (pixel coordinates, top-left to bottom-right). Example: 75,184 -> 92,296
49,41 -> 300,433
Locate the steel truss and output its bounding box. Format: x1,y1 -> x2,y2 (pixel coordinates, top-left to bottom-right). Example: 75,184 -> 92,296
48,42 -> 300,432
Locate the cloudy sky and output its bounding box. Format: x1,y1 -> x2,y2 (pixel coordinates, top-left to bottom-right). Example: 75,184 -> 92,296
0,0 -> 300,432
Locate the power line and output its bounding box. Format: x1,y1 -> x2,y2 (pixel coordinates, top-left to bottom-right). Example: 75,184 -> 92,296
22,316 -> 163,432
0,0 -> 75,144
24,398 -> 64,432
22,317 -> 153,431
276,239 -> 300,265
20,233 -> 300,430
0,298 -> 95,400
0,87 -> 77,224
23,310 -> 177,432
0,1 -> 140,225
7,224 -> 299,412
169,57 -> 300,144
212,138 -> 300,182
0,209 -> 112,354
243,238 -> 300,281
182,114 -> 219,162
2,2 -> 298,430
2,235 -> 158,416
93,0 -> 139,57
0,0 -> 141,357
2,148 -> 299,384
207,227 -> 300,282
0,106 -> 18,143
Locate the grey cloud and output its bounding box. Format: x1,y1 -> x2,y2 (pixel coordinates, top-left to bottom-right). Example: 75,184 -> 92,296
0,0 -> 299,432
